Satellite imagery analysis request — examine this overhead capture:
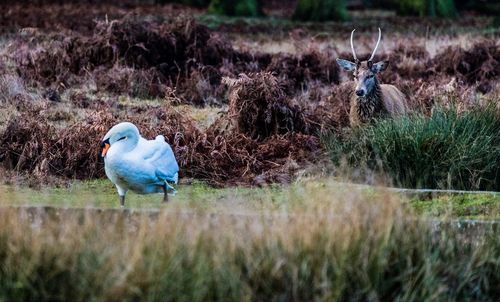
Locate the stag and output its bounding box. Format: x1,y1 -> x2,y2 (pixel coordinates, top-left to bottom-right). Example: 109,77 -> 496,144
336,28 -> 408,127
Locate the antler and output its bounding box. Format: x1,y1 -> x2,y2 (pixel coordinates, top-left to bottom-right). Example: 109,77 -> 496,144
350,29 -> 358,62
368,27 -> 381,62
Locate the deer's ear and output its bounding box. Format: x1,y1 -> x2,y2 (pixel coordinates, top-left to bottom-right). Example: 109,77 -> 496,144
336,59 -> 356,71
371,60 -> 389,73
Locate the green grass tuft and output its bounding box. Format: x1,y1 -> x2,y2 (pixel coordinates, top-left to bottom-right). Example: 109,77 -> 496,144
323,107 -> 500,190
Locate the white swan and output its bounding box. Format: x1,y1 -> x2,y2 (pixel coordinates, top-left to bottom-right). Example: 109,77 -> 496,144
100,122 -> 179,207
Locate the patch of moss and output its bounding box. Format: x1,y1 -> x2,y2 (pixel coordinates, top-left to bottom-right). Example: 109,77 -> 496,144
411,194 -> 500,219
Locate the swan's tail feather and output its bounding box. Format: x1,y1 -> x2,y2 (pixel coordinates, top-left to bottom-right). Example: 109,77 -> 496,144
169,172 -> 178,184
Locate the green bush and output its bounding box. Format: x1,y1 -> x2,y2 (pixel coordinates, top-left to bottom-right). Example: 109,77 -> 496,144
293,0 -> 349,22
207,0 -> 263,17
396,0 -> 458,17
323,107 -> 500,190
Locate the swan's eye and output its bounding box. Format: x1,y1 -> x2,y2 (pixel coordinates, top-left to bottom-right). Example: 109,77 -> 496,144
117,136 -> 127,141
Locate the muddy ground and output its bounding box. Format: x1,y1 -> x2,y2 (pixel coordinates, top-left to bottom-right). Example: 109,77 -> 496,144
0,3 -> 498,186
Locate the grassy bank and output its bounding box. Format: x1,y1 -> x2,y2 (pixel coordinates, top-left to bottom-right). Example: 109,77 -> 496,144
0,183 -> 499,301
0,179 -> 285,210
1,178 -> 499,218
323,107 -> 500,191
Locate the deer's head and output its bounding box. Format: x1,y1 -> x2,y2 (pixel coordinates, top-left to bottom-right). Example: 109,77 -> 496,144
336,28 -> 388,98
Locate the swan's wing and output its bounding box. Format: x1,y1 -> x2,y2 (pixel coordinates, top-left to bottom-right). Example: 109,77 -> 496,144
136,137 -> 158,159
110,160 -> 165,189
139,136 -> 179,184
154,150 -> 179,184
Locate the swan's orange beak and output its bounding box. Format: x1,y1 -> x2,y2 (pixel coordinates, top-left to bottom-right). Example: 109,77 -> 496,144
100,139 -> 110,158
101,143 -> 110,157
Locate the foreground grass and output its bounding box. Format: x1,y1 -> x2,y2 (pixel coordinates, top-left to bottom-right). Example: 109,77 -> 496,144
0,182 -> 499,301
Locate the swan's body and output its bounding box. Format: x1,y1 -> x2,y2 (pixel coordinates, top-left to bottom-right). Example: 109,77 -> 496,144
101,122 -> 179,206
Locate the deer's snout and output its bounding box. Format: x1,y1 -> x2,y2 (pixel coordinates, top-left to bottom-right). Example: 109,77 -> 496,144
355,89 -> 365,97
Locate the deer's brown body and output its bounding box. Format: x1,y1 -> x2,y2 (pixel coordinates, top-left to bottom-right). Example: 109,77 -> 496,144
349,83 -> 407,127
337,28 -> 408,127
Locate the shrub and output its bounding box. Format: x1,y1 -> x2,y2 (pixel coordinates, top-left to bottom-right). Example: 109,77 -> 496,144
207,0 -> 263,17
323,107 -> 500,190
293,0 -> 349,22
396,0 -> 458,17
224,72 -> 308,140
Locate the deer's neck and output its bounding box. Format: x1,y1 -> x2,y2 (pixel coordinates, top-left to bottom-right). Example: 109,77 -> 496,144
355,80 -> 384,122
